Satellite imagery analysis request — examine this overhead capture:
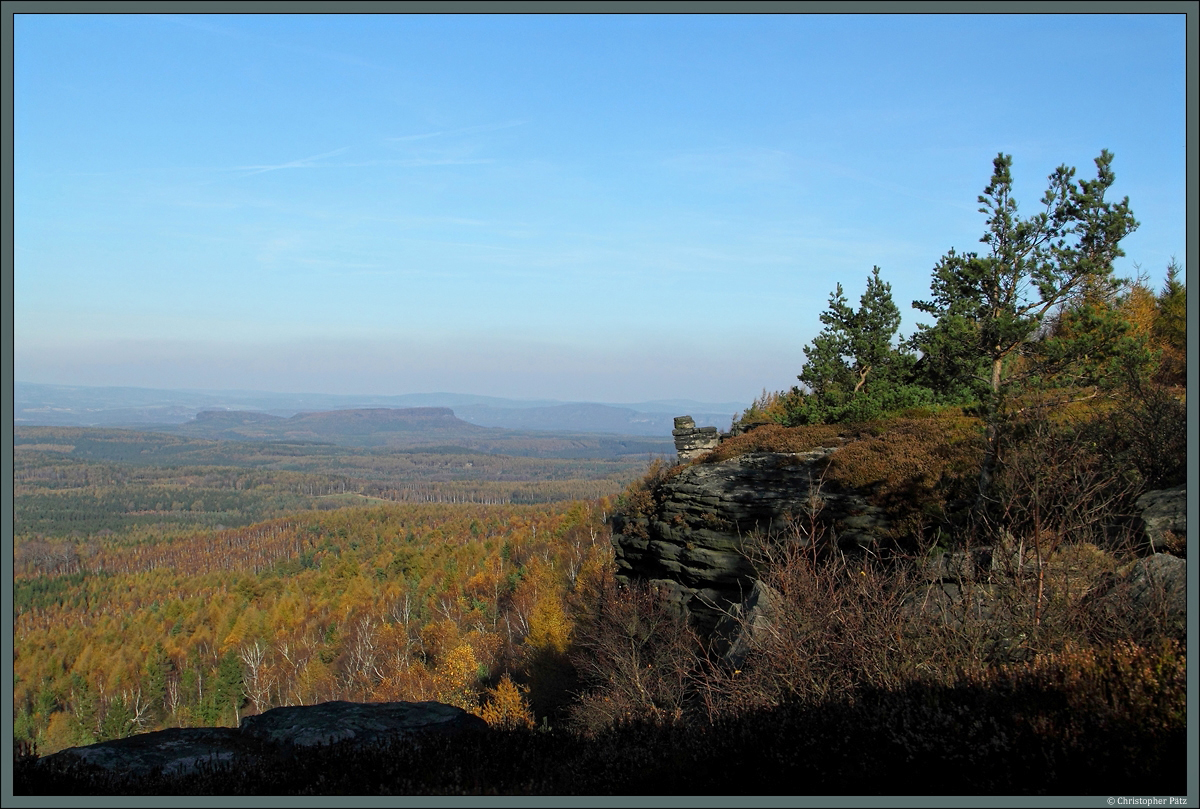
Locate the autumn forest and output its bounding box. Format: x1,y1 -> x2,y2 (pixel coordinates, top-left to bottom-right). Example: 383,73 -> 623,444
13,428 -> 638,753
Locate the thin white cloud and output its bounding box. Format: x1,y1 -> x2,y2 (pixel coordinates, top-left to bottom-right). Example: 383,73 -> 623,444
231,147 -> 352,177
213,152 -> 491,181
328,158 -> 494,168
294,257 -> 384,271
386,121 -> 526,142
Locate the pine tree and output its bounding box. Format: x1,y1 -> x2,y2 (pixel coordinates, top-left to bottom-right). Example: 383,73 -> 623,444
911,151 -> 1139,496
210,650 -> 245,726
789,267 -> 927,424
1153,257 -> 1187,385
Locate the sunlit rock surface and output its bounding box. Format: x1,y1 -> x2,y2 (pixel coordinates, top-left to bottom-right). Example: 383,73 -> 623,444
611,448 -> 889,634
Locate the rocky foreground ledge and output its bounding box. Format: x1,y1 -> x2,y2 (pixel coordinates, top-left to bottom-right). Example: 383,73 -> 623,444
36,700 -> 487,779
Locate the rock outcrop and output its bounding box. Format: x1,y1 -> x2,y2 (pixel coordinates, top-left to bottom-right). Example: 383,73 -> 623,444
1122,553 -> 1187,626
1136,484 -> 1187,555
1086,552 -> 1188,639
672,415 -> 722,461
611,447 -> 889,635
710,578 -> 781,669
614,426 -> 1189,644
37,700 -> 487,779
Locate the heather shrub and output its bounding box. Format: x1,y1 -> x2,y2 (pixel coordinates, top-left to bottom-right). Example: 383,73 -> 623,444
984,408 -> 1144,554
1090,381 -> 1187,488
821,412 -> 983,545
700,423 -> 845,464
613,458 -> 681,518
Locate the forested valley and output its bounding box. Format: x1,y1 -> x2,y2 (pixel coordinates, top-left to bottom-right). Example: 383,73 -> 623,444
12,150 -> 1190,795
12,429 -> 649,753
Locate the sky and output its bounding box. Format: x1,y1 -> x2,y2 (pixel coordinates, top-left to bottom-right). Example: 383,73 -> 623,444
12,12 -> 1189,405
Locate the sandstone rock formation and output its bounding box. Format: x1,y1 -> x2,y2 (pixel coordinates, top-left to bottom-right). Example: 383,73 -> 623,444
672,415 -> 722,461
611,447 -> 889,634
1123,553 -> 1187,625
710,578 -> 781,669
37,700 -> 487,779
614,435 -> 1188,646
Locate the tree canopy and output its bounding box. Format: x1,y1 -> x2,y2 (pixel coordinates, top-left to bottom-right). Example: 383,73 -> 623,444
911,150 -> 1139,401
785,266 -> 930,425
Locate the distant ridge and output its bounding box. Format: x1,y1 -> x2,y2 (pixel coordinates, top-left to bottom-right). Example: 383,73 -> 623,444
15,382 -> 745,436
173,407 -> 492,446
194,410 -> 282,425
285,407 -> 474,435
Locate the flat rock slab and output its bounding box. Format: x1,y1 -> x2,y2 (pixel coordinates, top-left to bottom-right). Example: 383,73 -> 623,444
38,700 -> 487,778
240,700 -> 486,748
38,726 -> 248,778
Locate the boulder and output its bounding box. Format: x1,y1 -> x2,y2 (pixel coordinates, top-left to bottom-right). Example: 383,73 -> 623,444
900,581 -> 1001,627
1084,552 -> 1187,640
240,700 -> 487,748
1136,485 -> 1187,554
35,726 -> 247,778
37,700 -> 487,778
710,578 -> 781,670
1120,553 -> 1187,635
924,547 -> 994,582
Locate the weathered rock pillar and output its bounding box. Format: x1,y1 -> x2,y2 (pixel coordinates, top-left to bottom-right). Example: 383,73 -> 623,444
673,416 -> 720,461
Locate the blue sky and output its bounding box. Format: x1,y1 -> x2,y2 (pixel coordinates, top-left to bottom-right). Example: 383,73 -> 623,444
13,13 -> 1188,404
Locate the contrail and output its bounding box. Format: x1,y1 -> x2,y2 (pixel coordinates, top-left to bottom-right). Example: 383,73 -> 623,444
234,147 -> 351,177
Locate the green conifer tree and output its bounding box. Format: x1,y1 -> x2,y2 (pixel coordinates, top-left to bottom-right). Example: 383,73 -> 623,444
911,151 -> 1139,496
789,267 -> 928,424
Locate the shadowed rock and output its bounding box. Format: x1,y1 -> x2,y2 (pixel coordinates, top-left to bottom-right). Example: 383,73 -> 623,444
37,700 -> 487,778
240,700 -> 486,747
710,578 -> 781,670
1136,485 -> 1187,554
36,726 -> 248,778
1110,553 -> 1188,637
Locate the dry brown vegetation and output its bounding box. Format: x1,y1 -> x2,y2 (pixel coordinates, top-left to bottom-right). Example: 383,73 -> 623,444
582,384 -> 1186,741
692,410 -> 985,546
700,422 -> 846,463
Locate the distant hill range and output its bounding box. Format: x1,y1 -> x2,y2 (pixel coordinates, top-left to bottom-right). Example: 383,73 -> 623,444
177,407 -> 490,446
14,383 -> 742,438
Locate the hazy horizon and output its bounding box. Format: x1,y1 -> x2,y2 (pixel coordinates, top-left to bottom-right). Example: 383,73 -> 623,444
13,378 -> 749,411
14,13 -> 1187,403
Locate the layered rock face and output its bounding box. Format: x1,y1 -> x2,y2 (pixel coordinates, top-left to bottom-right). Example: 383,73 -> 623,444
615,410 -> 1188,642
611,447 -> 889,635
671,415 -> 722,461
